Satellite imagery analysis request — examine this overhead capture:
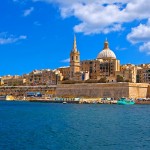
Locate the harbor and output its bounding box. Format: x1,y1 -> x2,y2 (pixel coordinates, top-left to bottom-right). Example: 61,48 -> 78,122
1,95 -> 150,104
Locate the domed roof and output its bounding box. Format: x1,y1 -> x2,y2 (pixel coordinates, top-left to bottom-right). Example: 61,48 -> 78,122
97,40 -> 116,59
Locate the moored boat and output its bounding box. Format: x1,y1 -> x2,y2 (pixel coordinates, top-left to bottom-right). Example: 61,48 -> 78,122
0,95 -> 15,101
117,97 -> 135,105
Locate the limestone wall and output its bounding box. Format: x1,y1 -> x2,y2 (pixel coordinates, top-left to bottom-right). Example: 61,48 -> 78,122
129,83 -> 149,98
0,86 -> 56,97
0,83 -> 148,99
56,83 -> 149,99
56,83 -> 129,99
147,85 -> 150,98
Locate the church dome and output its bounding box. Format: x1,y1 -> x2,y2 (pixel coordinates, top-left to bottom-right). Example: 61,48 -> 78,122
97,40 -> 116,59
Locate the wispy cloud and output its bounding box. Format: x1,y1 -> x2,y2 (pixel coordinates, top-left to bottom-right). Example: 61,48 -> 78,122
34,21 -> 41,26
61,58 -> 70,63
23,7 -> 34,17
116,46 -> 127,51
0,33 -> 27,45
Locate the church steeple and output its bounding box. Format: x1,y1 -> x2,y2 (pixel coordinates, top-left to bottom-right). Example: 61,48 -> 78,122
70,35 -> 80,79
72,34 -> 77,52
104,38 -> 109,49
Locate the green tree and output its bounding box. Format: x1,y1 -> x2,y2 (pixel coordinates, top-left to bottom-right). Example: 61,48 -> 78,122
116,75 -> 124,82
98,77 -> 107,83
84,79 -> 98,83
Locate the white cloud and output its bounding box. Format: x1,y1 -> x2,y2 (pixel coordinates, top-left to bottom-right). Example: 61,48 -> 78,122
23,7 -> 34,17
127,23 -> 150,44
33,0 -> 150,34
0,33 -> 27,45
127,19 -> 150,54
139,42 -> 150,55
61,58 -> 70,63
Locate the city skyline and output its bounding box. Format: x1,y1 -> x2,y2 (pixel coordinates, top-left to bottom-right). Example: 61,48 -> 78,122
0,0 -> 150,76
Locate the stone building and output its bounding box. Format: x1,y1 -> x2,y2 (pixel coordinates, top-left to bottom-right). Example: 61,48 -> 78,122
81,40 -> 120,82
25,69 -> 62,86
137,64 -> 150,83
59,36 -> 120,82
58,36 -> 150,84
1,75 -> 26,86
58,67 -> 70,80
70,35 -> 80,80
116,64 -> 137,83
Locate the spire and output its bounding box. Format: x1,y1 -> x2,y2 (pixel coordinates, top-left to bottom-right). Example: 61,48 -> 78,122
72,34 -> 77,52
104,38 -> 109,49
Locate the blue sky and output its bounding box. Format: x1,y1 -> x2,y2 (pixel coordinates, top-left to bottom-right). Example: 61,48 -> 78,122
0,0 -> 150,75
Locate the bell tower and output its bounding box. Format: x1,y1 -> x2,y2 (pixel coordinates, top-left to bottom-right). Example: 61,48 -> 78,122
70,35 -> 80,79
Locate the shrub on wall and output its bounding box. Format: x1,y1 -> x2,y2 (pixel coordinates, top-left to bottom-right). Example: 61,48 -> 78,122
116,75 -> 124,82
61,80 -> 76,84
84,79 -> 98,83
98,77 -> 107,83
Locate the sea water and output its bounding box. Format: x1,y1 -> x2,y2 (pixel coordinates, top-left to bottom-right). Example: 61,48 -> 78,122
0,101 -> 150,150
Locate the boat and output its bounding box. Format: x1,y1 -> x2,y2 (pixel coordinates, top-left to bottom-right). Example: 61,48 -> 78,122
117,97 -> 135,105
62,101 -> 67,104
0,95 -> 15,101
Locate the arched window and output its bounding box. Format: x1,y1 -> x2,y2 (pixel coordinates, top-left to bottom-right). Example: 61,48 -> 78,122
76,56 -> 78,60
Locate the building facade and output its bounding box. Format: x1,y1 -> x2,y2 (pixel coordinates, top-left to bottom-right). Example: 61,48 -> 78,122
58,36 -> 150,83
137,64 -> 150,83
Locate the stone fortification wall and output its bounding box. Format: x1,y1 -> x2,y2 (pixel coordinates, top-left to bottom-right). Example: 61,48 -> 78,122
147,85 -> 150,98
0,83 -> 148,99
0,86 -> 56,97
129,83 -> 149,98
56,83 -> 129,99
56,83 -> 149,99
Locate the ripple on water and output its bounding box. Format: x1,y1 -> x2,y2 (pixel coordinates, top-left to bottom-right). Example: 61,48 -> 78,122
0,101 -> 150,150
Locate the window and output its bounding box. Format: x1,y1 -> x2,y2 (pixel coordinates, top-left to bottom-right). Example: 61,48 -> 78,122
72,56 -> 73,60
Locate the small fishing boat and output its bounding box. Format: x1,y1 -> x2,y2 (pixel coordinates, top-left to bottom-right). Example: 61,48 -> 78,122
117,97 -> 135,105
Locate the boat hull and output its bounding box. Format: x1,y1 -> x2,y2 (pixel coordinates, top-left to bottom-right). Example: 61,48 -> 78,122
117,98 -> 135,105
117,101 -> 135,105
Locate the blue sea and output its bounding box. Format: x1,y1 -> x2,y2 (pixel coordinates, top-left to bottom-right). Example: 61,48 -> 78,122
0,101 -> 150,150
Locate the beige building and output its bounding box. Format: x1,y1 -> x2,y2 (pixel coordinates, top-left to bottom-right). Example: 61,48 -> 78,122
137,65 -> 150,83
66,36 -> 149,84
1,75 -> 26,86
116,64 -> 137,83
81,40 -> 120,82
70,35 -> 80,80
25,69 -> 62,86
59,37 -> 120,82
58,67 -> 70,81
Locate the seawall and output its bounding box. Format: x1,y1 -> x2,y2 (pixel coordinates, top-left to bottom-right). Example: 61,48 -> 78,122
0,83 -> 149,99
56,83 -> 149,99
